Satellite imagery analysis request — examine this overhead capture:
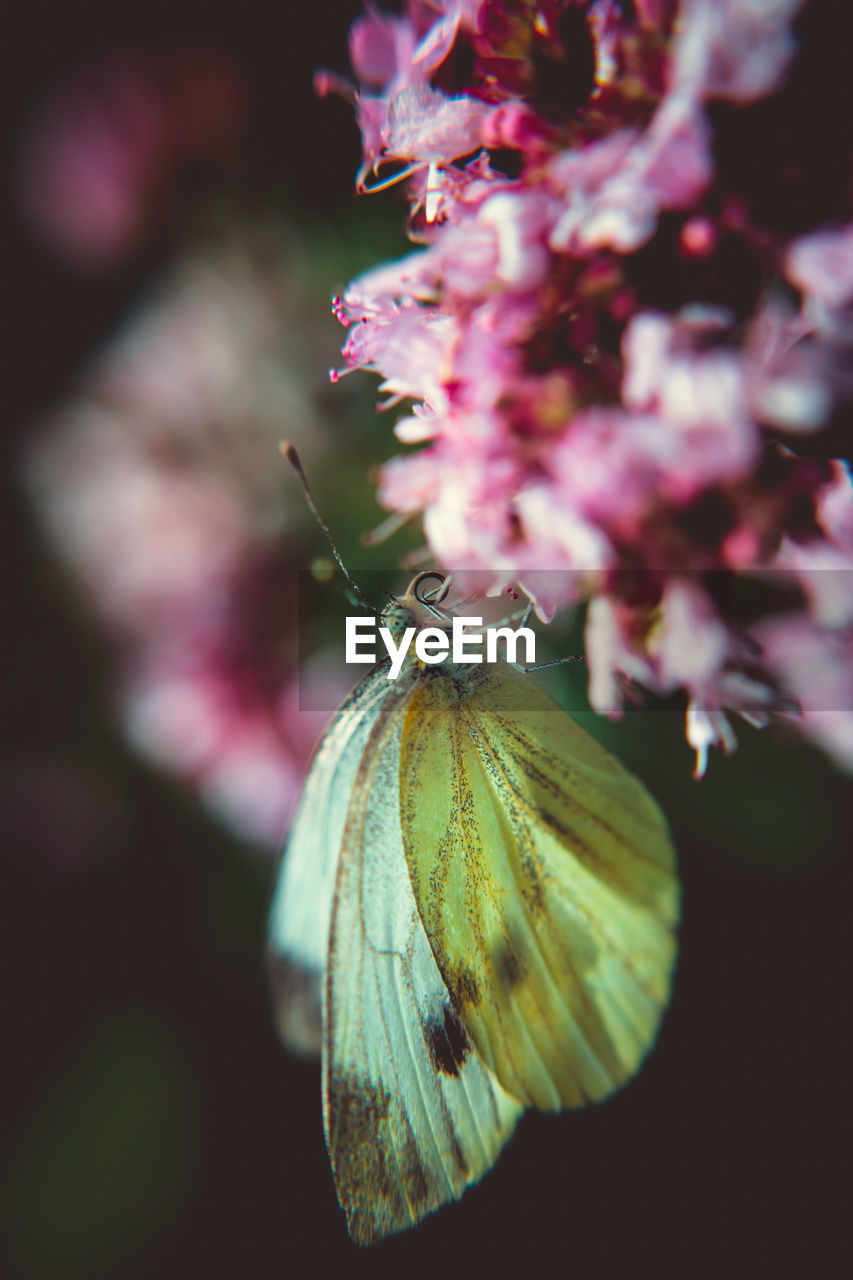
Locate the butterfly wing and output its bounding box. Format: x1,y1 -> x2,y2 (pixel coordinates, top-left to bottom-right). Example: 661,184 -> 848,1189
399,663 -> 679,1111
267,663 -> 394,1056
324,691 -> 523,1245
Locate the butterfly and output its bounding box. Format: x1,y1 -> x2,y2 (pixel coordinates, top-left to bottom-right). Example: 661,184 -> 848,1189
267,564 -> 680,1245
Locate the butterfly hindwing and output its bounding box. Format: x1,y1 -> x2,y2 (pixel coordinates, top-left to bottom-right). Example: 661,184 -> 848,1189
324,690 -> 523,1245
399,662 -> 680,1111
267,664 -> 394,1055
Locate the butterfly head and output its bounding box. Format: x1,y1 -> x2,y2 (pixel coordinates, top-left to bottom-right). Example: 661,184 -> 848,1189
381,572 -> 453,638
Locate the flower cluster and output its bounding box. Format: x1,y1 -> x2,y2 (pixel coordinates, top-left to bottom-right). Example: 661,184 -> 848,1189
324,0 -> 853,774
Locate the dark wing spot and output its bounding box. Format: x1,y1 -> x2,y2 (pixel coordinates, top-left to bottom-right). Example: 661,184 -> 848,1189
450,967 -> 480,1009
493,937 -> 526,991
426,1005 -> 472,1078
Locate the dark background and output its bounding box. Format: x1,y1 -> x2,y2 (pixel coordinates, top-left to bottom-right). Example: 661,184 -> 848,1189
2,3 -> 851,1277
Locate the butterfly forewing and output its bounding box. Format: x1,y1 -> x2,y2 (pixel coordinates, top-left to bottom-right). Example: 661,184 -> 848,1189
399,662 -> 679,1111
267,663 -> 395,1055
324,690 -> 523,1244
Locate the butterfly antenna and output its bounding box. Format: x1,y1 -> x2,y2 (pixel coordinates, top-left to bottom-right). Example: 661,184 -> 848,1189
279,443 -> 379,615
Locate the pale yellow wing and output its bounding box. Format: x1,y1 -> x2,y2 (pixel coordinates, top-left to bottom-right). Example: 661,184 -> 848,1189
399,663 -> 679,1112
324,693 -> 523,1245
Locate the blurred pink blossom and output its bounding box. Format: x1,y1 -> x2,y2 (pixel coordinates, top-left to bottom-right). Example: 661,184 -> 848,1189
787,223 -> 853,330
673,0 -> 804,104
124,645 -> 351,844
753,615 -> 853,772
26,230 -> 349,844
548,98 -> 713,254
18,51 -> 245,267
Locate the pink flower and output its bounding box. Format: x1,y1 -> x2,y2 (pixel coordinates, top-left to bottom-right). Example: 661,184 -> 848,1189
654,581 -> 730,693
744,300 -> 831,434
348,6 -> 419,88
621,308 -> 759,488
786,224 -> 853,329
478,192 -> 553,289
818,461 -> 853,551
543,401 -> 752,543
753,616 -> 853,773
383,85 -> 495,167
586,596 -> 656,717
549,98 -> 712,253
673,0 -> 805,104
349,0 -> 480,93
328,0 -> 493,189
342,305 -> 457,410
